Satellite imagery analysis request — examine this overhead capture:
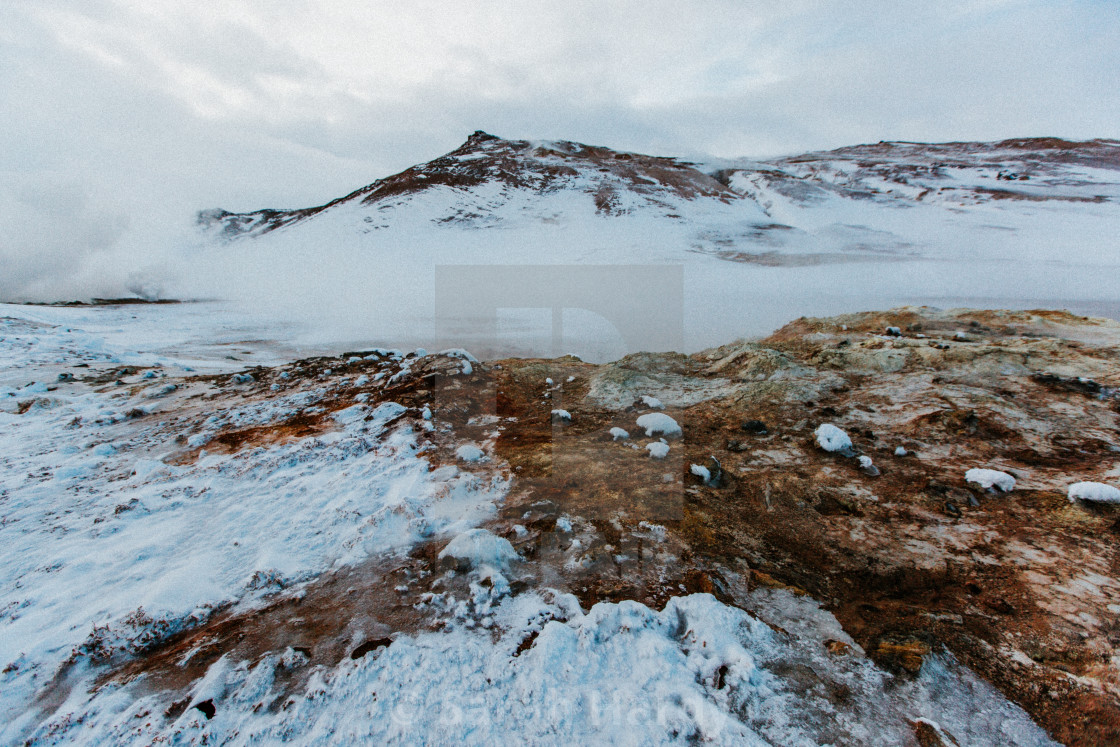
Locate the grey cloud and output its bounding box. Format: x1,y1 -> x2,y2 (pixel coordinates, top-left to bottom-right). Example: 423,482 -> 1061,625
0,0 -> 1116,300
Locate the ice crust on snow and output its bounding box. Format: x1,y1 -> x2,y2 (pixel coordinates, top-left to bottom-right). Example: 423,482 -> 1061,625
636,412 -> 681,438
966,468 -> 1016,492
1068,481 -> 1120,503
815,423 -> 852,452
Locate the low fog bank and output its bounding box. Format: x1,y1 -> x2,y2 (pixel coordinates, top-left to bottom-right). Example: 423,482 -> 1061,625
5,202 -> 1120,362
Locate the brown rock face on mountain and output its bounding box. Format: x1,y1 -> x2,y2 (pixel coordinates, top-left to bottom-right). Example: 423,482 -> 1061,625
70,306 -> 1120,744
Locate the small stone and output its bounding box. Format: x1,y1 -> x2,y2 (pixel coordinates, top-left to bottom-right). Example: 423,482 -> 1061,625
740,420 -> 769,435
911,718 -> 962,747
706,456 -> 723,488
858,455 -> 880,477
873,638 -> 930,675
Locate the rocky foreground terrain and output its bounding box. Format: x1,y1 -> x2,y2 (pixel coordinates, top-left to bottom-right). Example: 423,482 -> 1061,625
4,305 -> 1120,744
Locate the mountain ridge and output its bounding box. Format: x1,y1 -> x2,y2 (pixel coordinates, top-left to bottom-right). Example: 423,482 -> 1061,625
199,132 -> 1120,240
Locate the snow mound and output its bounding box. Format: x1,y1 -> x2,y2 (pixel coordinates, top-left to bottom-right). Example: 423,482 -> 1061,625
640,395 -> 663,409
455,444 -> 485,462
438,528 -> 519,571
690,464 -> 711,482
1068,481 -> 1120,503
965,468 -> 1016,492
609,427 -> 629,441
815,423 -> 852,453
646,441 -> 670,459
636,412 -> 681,438
438,348 -> 478,375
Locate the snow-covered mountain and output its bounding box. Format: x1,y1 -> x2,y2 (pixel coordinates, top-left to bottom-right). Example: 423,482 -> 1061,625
198,130 -> 746,238
201,131 -> 1119,243
190,132 -> 1120,359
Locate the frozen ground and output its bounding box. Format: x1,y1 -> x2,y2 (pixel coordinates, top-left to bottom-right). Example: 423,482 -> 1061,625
0,308 -> 1063,745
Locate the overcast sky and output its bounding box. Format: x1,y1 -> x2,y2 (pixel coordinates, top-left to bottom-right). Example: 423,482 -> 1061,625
2,0 -> 1118,299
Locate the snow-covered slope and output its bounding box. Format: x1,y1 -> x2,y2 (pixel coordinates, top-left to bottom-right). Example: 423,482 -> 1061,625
199,131 -> 751,238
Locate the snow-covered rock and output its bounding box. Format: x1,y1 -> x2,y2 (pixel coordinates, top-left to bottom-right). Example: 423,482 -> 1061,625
646,442 -> 670,459
438,528 -> 519,571
609,427 -> 629,441
455,444 -> 485,462
965,468 -> 1016,493
815,423 -> 852,453
858,455 -> 880,476
551,409 -> 571,422
636,413 -> 681,438
640,395 -> 663,409
1068,481 -> 1120,503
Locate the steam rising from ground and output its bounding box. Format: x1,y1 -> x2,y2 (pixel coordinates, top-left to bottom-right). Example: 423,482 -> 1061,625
0,176 -> 192,303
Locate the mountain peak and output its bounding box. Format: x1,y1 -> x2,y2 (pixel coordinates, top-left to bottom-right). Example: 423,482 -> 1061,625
465,130 -> 502,146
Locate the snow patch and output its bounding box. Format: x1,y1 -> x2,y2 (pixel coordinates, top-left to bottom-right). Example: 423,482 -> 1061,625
635,412 -> 681,438
1068,481 -> 1120,503
965,468 -> 1016,493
